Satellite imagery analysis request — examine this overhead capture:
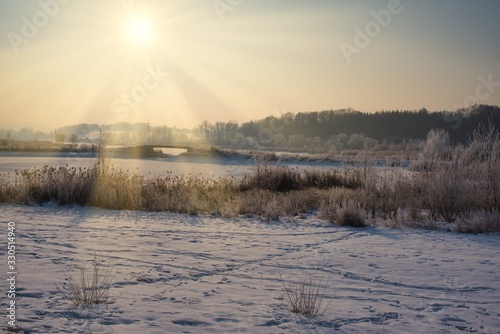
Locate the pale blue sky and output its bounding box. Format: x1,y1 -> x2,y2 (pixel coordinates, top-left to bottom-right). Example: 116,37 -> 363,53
1,0 -> 499,129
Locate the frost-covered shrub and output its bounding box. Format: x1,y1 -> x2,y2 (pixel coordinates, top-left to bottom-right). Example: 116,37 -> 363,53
336,203 -> 367,228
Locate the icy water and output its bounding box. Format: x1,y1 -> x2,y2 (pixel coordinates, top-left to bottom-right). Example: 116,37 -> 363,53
0,155 -> 254,179
0,152 -> 344,179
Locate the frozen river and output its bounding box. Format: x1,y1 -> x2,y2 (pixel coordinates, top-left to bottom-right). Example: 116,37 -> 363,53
0,155 -> 255,179
0,152 -> 345,180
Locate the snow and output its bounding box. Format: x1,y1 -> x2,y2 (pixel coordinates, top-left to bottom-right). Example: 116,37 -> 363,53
1,204 -> 499,333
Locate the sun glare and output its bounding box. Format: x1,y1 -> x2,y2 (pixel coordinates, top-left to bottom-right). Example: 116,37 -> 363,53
128,18 -> 153,43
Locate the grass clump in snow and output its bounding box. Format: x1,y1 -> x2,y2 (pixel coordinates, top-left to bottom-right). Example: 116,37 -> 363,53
56,254 -> 121,307
336,203 -> 368,228
278,268 -> 332,318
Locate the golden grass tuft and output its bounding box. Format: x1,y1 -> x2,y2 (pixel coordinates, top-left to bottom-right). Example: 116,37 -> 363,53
278,267 -> 332,318
56,254 -> 122,307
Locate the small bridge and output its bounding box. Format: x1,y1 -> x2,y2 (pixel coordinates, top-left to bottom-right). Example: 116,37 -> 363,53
137,142 -> 195,151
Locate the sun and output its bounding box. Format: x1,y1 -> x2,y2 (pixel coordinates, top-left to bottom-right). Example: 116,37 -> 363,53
128,18 -> 153,43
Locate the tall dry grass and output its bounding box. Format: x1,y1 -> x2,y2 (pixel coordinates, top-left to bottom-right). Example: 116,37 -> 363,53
278,268 -> 332,318
0,164 -> 98,206
239,165 -> 363,192
56,254 -> 121,307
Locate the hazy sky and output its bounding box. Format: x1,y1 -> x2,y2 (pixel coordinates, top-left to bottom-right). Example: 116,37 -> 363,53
1,0 -> 499,130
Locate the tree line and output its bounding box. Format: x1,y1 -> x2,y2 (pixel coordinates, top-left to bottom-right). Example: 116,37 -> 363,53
2,105 -> 498,152
199,105 -> 500,151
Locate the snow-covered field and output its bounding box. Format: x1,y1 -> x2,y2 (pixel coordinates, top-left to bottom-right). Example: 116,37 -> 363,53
1,204 -> 499,333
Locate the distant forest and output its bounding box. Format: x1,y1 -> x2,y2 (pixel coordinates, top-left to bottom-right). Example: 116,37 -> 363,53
198,105 -> 500,151
234,105 -> 500,144
1,104 -> 499,153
